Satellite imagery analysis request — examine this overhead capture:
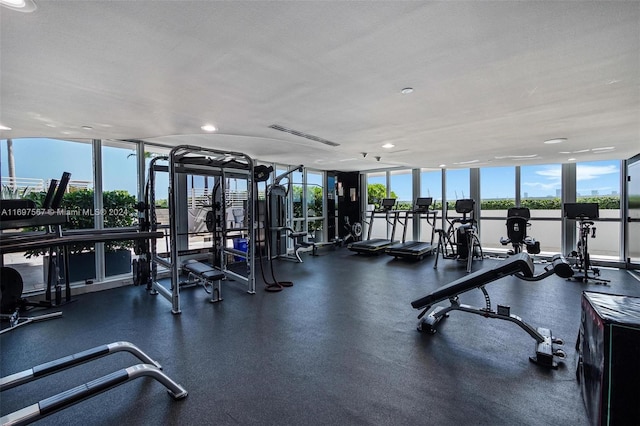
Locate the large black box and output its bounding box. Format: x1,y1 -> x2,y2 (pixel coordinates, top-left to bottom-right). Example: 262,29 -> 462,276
578,291 -> 640,425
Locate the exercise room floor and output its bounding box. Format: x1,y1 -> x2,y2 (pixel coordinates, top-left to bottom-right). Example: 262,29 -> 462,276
2,249 -> 639,425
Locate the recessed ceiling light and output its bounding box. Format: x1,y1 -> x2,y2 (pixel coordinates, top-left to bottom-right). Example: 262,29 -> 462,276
591,146 -> 615,152
544,138 -> 567,144
81,126 -> 93,130
568,158 -> 576,161
0,0 -> 37,12
201,124 -> 217,132
494,154 -> 538,159
0,124 -> 12,130
382,143 -> 395,149
401,88 -> 414,94
438,164 -> 446,168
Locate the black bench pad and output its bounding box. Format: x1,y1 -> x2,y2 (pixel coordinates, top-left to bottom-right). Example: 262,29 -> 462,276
183,260 -> 225,281
411,252 -> 534,310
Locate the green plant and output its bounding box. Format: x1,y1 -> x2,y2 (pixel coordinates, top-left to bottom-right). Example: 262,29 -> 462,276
1,185 -> 32,199
291,185 -> 324,232
476,196 -> 620,210
25,189 -> 137,256
367,184 -> 398,209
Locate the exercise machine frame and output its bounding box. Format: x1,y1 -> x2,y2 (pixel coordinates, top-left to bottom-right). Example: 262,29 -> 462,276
144,145 -> 257,314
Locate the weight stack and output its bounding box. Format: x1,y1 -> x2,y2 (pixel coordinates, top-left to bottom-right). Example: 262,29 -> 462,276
577,291 -> 640,426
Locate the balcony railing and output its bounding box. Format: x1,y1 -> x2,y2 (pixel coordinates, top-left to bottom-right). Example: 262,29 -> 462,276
1,176 -> 92,193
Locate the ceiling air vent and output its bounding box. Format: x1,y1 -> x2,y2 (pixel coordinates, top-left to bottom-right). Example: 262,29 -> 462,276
269,124 -> 340,147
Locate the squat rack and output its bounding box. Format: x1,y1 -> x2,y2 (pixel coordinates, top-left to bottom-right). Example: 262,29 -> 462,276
145,145 -> 256,314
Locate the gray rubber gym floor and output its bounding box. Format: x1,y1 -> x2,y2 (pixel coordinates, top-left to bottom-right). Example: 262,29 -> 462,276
2,249 -> 639,425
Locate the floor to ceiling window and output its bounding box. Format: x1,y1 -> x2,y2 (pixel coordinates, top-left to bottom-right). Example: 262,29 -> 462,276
628,158 -> 640,266
480,166 -> 516,251
390,169 -> 413,241
144,146 -> 171,257
574,160 -> 621,259
306,169 -> 325,241
445,168 -> 470,222
365,172 -> 389,239
291,167 -> 304,232
420,169 -> 442,244
520,163 -> 563,254
102,140 -> 139,277
1,138 -> 95,290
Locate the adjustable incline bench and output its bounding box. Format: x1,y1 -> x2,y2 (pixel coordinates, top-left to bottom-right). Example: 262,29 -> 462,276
182,260 -> 226,303
411,252 -> 574,368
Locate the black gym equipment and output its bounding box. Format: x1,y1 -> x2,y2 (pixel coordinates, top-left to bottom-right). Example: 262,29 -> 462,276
182,259 -> 227,302
266,165 -> 303,260
411,252 -> 574,368
348,198 -> 399,254
433,198 -> 483,273
0,172 -> 164,332
254,164 -> 274,183
335,171 -> 362,246
499,207 -> 540,255
0,341 -> 187,425
1,174 -> 72,309
260,166 -> 303,291
385,197 -> 438,261
0,266 -> 62,334
564,202 -> 609,284
342,216 -> 363,245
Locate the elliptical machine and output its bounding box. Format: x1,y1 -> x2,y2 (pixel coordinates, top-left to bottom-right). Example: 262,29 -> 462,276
564,202 -> 609,284
433,199 -> 483,273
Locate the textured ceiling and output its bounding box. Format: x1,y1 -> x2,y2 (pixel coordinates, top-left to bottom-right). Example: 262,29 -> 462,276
1,1 -> 638,172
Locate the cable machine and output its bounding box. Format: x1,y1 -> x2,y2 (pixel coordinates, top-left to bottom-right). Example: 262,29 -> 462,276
266,165 -> 304,260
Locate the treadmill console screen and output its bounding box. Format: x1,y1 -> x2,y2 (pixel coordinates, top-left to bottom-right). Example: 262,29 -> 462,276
381,198 -> 396,210
564,203 -> 599,220
415,197 -> 433,211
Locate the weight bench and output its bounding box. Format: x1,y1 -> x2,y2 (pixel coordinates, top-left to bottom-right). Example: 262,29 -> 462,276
182,260 -> 226,303
411,252 -> 571,368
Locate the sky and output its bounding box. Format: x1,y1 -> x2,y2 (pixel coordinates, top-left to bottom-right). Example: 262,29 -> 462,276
367,162 -> 621,202
1,138 -> 622,202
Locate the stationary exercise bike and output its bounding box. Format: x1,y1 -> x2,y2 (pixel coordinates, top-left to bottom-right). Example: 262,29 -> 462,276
564,202 -> 609,284
434,199 -> 483,273
499,207 -> 540,255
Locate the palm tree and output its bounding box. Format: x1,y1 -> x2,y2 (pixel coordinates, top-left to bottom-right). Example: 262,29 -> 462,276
7,138 -> 16,189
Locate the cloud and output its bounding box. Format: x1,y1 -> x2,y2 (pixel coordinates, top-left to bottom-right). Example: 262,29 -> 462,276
522,166 -> 561,191
576,164 -> 618,182
521,163 -> 619,195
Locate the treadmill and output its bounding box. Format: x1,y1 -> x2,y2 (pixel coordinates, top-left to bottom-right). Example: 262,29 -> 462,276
348,198 -> 398,254
385,197 -> 437,260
